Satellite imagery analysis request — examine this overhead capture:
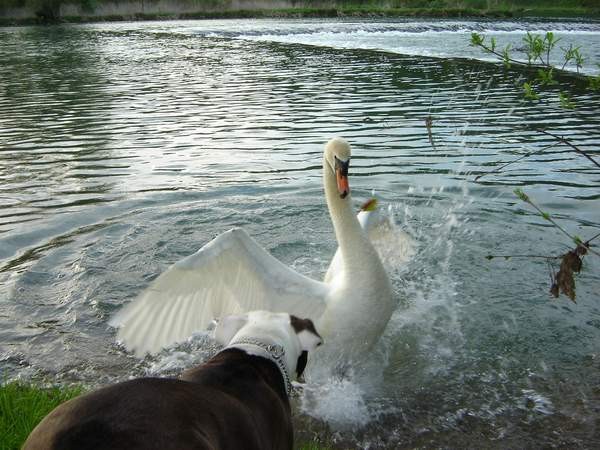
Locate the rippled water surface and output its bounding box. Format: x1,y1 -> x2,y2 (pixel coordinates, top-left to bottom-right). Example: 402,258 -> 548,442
1,19 -> 600,448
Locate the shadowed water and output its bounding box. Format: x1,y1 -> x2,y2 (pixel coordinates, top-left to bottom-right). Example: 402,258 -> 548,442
1,19 -> 599,448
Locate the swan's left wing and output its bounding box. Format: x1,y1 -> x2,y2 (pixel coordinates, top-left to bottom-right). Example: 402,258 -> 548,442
110,228 -> 328,357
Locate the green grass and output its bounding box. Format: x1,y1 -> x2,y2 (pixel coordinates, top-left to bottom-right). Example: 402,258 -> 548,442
0,382 -> 82,450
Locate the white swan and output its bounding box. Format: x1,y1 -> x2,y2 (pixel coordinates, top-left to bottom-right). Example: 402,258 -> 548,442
111,138 -> 395,359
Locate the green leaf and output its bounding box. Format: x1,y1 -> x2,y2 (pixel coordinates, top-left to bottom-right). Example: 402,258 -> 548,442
544,31 -> 560,50
523,32 -> 545,65
470,32 -> 483,47
574,49 -> 585,67
502,44 -> 512,69
559,92 -> 575,109
522,82 -> 539,100
588,76 -> 600,91
514,188 -> 530,202
536,68 -> 558,86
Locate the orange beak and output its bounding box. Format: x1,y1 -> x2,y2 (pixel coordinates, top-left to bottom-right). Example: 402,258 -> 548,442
336,169 -> 350,199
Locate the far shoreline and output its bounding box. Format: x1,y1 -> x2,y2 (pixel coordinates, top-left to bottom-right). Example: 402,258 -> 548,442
2,5 -> 600,27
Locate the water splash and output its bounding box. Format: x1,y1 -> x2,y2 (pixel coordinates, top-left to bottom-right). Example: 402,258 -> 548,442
299,375 -> 372,428
295,185 -> 474,432
145,332 -> 217,378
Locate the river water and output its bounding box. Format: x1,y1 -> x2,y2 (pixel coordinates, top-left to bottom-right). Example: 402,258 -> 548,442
1,18 -> 599,448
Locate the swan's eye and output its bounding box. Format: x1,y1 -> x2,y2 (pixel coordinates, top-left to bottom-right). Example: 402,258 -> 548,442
334,156 -> 350,175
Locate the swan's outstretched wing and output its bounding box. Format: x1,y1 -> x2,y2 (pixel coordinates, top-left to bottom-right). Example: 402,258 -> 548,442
110,228 -> 328,356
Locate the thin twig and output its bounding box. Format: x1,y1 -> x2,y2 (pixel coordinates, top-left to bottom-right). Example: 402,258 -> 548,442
525,198 -> 576,242
474,141 -> 560,181
425,116 -> 435,149
518,192 -> 600,258
586,231 -> 600,244
475,42 -> 528,68
486,254 -> 561,260
537,129 -> 600,169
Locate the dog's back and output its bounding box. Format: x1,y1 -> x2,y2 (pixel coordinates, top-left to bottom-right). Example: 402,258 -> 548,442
24,350 -> 292,450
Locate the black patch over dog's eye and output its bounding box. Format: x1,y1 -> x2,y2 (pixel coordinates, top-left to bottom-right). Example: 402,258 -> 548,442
296,351 -> 308,378
290,315 -> 322,340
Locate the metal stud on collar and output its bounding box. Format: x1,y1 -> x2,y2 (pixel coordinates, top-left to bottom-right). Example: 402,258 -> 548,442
266,344 -> 284,359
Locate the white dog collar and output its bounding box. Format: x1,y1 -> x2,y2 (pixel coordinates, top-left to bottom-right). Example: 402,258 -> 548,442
225,338 -> 291,395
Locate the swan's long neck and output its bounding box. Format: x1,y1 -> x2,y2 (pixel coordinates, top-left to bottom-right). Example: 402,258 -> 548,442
324,158 -> 378,274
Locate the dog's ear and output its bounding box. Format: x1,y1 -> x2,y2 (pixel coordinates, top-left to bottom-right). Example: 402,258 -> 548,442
214,314 -> 248,346
290,316 -> 322,352
290,316 -> 322,379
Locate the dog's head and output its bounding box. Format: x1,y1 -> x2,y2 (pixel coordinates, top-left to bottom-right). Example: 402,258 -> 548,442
214,310 -> 322,380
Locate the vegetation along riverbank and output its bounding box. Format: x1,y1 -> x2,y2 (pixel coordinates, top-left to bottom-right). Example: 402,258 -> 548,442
0,383 -> 83,450
1,0 -> 599,26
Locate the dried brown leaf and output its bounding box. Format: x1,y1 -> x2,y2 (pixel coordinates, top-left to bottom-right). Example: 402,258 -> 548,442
575,243 -> 588,256
555,250 -> 582,303
563,251 -> 582,273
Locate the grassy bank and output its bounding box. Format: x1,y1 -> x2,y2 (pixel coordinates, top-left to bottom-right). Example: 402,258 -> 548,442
1,0 -> 599,26
0,382 -> 82,450
0,382 -> 330,450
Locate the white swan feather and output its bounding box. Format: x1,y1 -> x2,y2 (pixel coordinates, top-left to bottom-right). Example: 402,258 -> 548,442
111,228 -> 327,356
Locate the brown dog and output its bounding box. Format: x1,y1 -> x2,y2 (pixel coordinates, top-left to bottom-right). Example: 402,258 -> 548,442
23,311 -> 322,450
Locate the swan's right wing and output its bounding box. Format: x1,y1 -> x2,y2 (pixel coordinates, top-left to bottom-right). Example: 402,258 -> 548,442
110,228 -> 328,357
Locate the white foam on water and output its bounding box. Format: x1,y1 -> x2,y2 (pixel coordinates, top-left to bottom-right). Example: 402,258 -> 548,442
147,351 -> 196,375
145,332 -> 217,377
218,21 -> 600,75
298,375 -> 372,428
521,389 -> 554,415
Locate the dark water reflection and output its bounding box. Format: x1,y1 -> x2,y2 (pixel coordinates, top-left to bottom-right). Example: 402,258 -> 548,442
0,21 -> 599,448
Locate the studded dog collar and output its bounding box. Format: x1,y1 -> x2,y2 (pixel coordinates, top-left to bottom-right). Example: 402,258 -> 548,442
225,337 -> 292,395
